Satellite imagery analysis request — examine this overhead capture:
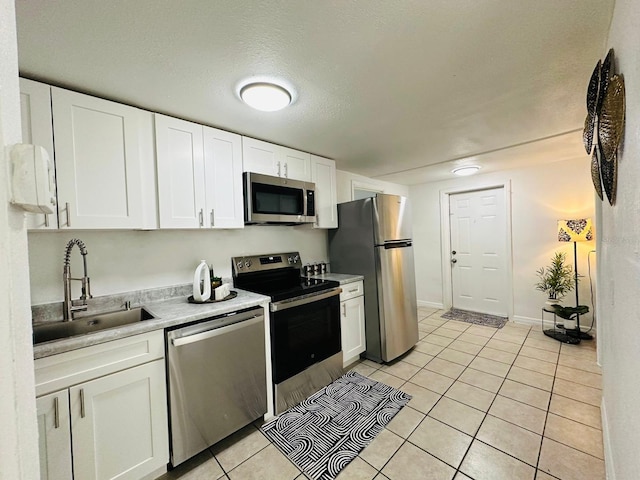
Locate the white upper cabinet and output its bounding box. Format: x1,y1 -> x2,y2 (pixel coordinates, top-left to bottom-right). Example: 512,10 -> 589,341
310,155 -> 338,228
52,87 -> 148,229
156,114 -> 244,229
19,78 -> 58,230
155,114 -> 206,228
242,137 -> 310,181
203,126 -> 244,228
280,146 -> 310,181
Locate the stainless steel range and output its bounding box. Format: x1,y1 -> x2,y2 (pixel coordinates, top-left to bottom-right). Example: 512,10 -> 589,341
232,252 -> 343,414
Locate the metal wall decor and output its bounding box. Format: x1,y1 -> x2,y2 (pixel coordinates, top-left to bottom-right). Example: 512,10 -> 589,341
583,48 -> 626,205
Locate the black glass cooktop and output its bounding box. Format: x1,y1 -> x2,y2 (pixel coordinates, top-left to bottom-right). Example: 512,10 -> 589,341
233,268 -> 339,302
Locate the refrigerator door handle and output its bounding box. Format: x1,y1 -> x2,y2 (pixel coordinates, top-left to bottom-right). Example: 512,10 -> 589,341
382,240 -> 412,249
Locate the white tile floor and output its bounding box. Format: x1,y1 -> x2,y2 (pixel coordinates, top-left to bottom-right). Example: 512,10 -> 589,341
159,307 -> 604,480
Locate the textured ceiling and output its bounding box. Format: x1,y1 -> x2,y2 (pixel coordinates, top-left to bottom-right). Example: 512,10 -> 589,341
15,0 -> 614,184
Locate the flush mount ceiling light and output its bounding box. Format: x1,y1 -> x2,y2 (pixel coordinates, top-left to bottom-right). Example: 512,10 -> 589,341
239,82 -> 292,112
452,165 -> 481,176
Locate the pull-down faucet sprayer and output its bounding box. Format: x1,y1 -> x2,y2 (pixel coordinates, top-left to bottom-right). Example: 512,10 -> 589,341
63,238 -> 92,320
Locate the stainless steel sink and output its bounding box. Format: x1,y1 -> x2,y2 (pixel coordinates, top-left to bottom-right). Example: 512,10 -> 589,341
33,307 -> 155,345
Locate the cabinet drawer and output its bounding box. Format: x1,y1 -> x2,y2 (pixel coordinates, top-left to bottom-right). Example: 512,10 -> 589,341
34,330 -> 164,397
339,280 -> 364,302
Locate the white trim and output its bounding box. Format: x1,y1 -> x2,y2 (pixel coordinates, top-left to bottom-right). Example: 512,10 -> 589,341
439,181 -> 514,318
351,180 -> 384,201
418,300 -> 444,309
512,315 -> 545,328
602,397 -> 615,480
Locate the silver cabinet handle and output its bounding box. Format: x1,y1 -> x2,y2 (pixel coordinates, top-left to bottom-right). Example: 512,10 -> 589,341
284,163 -> 288,178
65,202 -> 70,227
80,389 -> 85,418
199,208 -> 204,227
210,209 -> 215,227
44,214 -> 49,228
277,161 -> 281,177
54,396 -> 60,429
342,303 -> 347,316
348,288 -> 358,293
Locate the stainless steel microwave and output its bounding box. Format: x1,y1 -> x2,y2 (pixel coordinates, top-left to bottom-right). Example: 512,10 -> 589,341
243,172 -> 316,225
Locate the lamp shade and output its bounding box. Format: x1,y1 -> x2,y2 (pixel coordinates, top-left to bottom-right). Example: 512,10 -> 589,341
557,218 -> 594,242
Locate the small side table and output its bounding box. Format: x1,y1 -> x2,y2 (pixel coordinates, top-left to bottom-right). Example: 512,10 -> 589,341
541,307 -> 581,344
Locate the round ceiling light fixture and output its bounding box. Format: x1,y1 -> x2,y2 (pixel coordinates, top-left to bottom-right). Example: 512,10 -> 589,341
452,165 -> 481,176
239,82 -> 292,112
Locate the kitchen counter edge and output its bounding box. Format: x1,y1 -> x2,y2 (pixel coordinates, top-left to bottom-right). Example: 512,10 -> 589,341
33,288 -> 270,359
306,273 -> 364,285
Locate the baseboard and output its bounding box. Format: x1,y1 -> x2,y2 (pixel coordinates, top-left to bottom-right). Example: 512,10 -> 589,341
511,315 -> 596,337
418,300 -> 444,309
602,397 -> 615,480
512,315 -> 544,328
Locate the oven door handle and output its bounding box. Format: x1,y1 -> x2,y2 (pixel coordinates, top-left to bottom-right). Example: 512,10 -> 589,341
270,287 -> 342,312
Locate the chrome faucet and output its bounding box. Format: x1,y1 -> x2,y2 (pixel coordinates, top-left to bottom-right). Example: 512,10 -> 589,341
63,238 -> 92,320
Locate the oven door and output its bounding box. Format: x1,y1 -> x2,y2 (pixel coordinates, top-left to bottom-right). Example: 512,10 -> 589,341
270,288 -> 341,384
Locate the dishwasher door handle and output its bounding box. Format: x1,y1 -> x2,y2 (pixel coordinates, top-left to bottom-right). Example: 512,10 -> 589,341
171,314 -> 263,347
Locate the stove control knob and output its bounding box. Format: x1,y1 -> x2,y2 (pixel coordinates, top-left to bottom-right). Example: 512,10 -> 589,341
245,260 -> 252,268
293,255 -> 300,263
236,261 -> 243,269
288,256 -> 294,264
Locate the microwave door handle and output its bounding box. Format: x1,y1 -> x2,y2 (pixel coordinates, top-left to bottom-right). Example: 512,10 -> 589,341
270,287 -> 342,312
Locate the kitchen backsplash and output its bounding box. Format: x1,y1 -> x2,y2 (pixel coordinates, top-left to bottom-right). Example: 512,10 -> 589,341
28,226 -> 329,305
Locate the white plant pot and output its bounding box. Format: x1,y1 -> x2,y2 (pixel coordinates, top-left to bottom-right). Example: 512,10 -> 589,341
563,318 -> 577,330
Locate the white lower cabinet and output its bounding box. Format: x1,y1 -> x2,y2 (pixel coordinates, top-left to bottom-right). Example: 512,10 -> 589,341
340,281 -> 366,367
35,331 -> 169,480
37,391 -> 73,480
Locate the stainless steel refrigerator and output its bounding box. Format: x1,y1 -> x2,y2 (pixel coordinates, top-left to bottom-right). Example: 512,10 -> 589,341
329,194 -> 419,363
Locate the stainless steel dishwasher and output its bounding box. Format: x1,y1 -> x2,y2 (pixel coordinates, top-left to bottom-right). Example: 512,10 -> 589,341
166,306 -> 267,467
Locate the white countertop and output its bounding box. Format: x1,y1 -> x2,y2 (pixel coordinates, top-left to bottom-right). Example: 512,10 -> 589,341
33,288 -> 270,359
306,273 -> 364,285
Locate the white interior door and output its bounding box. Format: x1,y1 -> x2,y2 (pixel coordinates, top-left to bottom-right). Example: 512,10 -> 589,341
450,187 -> 507,316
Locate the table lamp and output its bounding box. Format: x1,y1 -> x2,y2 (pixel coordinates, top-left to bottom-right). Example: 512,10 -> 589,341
557,218 -> 594,340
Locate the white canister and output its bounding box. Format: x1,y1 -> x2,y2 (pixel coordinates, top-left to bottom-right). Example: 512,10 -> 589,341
193,260 -> 211,302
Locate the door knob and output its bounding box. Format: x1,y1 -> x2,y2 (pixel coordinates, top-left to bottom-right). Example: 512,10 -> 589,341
451,258 -> 457,264
452,250 -> 457,255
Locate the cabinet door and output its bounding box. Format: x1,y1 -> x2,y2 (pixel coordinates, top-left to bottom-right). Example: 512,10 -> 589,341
19,78 -> 58,229
52,87 -> 145,229
203,126 -> 244,228
310,155 -> 338,228
155,114 -> 206,228
70,359 -> 169,480
242,137 -> 279,176
36,390 -> 73,480
341,296 -> 366,367
281,146 -> 310,181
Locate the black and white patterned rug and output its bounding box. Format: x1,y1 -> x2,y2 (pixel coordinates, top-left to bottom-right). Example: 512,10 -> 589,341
441,308 -> 508,328
261,371 -> 411,480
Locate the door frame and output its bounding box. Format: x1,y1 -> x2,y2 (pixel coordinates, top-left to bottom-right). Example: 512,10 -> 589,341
439,181 -> 514,319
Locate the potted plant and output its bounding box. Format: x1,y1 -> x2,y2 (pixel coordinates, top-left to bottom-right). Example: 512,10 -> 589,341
535,252 -> 575,304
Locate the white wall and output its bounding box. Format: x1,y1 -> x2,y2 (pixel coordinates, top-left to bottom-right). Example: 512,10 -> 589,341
599,1 -> 640,478
410,157 -> 595,324
0,0 -> 40,477
336,169 -> 409,203
29,226 -> 328,305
